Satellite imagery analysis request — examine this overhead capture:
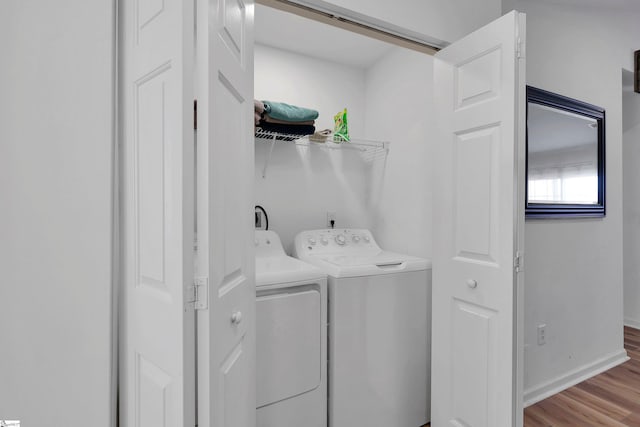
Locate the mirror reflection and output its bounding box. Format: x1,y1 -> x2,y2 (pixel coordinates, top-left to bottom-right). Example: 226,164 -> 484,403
527,103 -> 598,205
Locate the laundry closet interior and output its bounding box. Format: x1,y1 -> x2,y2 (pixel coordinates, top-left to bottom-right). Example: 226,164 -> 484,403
253,3 -> 433,257
253,2 -> 435,427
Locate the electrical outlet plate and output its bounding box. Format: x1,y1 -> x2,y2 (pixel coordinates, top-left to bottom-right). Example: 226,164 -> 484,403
327,211 -> 336,228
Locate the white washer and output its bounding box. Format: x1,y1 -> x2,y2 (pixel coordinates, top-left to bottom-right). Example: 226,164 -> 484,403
255,230 -> 327,427
293,229 -> 431,427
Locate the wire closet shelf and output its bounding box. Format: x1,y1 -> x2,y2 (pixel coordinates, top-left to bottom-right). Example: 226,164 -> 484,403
255,129 -> 390,178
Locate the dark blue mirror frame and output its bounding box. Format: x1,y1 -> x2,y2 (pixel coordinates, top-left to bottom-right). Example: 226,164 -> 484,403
526,86 -> 606,219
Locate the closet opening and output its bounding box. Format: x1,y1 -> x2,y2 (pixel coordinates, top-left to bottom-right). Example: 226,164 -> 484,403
253,3 -> 436,427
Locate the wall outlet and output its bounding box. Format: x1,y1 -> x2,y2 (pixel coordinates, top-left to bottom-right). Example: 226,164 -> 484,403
327,211 -> 337,228
537,324 -> 547,345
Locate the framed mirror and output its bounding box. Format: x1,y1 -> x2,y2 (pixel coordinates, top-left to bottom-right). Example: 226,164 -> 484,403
526,86 -> 606,218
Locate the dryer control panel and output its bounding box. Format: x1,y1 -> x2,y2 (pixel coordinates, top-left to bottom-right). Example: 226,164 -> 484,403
255,230 -> 286,258
293,229 -> 381,257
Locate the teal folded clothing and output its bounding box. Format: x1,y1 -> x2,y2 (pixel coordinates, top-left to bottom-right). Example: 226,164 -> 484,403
262,100 -> 319,122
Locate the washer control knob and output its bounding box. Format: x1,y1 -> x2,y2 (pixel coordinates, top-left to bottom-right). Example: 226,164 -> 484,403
307,237 -> 317,245
320,236 -> 329,245
352,235 -> 360,243
335,234 -> 346,245
363,235 -> 370,243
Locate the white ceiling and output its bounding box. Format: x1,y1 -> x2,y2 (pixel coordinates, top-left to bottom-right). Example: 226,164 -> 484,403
254,4 -> 395,69
532,0 -> 640,12
255,1 -> 640,69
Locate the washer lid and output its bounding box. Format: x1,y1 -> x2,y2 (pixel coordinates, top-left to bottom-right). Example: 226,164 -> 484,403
309,251 -> 431,278
321,252 -> 406,267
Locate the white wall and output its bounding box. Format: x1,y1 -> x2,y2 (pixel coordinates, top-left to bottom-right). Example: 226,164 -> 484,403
254,43 -> 436,257
254,44 -> 372,252
0,1 -> 114,425
623,72 -> 640,328
255,44 -> 367,135
364,47 -> 434,259
506,0 -> 640,405
292,0 -> 502,45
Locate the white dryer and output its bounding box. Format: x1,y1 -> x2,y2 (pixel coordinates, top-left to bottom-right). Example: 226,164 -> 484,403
254,230 -> 327,427
293,229 -> 431,427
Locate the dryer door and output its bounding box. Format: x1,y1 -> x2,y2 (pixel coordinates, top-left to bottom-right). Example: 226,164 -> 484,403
256,288 -> 321,407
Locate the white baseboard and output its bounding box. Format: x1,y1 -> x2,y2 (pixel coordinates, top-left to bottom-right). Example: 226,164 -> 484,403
624,317 -> 640,330
523,349 -> 629,408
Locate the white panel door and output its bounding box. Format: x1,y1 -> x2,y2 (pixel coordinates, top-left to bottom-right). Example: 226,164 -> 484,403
120,0 -> 195,426
195,0 -> 256,426
432,11 -> 526,427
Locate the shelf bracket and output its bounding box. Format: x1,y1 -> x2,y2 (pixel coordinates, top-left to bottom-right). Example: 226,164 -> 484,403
262,133 -> 277,178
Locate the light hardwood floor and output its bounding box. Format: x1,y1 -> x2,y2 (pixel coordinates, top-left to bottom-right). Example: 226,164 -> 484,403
421,328 -> 640,427
524,326 -> 640,426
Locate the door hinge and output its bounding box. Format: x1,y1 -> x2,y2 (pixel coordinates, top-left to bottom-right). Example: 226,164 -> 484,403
516,37 -> 524,59
186,277 -> 208,310
514,252 -> 524,273
193,99 -> 198,130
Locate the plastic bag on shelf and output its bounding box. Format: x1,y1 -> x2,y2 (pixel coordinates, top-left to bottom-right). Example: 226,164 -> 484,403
333,108 -> 350,143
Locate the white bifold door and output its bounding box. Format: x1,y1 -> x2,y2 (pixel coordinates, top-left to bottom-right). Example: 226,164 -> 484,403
195,0 -> 256,427
431,10 -> 526,427
120,0 -> 256,426
120,0 -> 196,426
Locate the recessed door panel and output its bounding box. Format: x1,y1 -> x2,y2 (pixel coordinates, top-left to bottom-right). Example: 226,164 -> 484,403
214,73 -> 246,278
449,299 -> 497,427
137,0 -> 164,32
454,126 -> 499,265
136,65 -> 170,287
220,343 -> 251,427
137,354 -> 173,427
456,48 -> 501,109
221,0 -> 246,62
